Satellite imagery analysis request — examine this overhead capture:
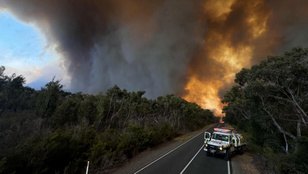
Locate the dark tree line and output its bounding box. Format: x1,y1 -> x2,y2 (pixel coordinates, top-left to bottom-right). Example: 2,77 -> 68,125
0,66 -> 215,174
223,47 -> 308,173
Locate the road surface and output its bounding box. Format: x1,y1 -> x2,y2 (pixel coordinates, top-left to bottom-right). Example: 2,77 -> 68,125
134,123 -> 230,174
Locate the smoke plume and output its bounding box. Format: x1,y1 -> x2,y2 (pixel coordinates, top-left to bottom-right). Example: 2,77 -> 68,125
1,0 -> 308,115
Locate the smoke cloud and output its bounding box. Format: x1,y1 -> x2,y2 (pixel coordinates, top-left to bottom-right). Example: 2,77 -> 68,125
1,0 -> 308,114
0,0 -> 204,97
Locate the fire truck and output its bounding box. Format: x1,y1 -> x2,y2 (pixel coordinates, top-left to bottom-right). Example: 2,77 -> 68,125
203,128 -> 246,160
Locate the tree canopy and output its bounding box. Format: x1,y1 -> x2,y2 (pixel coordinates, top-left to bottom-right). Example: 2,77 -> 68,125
223,47 -> 308,173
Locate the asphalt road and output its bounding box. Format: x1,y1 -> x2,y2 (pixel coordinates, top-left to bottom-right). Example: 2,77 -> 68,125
134,123 -> 229,174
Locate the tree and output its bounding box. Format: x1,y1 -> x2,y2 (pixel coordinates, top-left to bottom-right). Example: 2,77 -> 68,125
0,66 -> 6,85
18,87 -> 37,110
78,94 -> 97,124
223,47 -> 308,153
51,95 -> 81,127
35,78 -> 66,118
0,72 -> 25,116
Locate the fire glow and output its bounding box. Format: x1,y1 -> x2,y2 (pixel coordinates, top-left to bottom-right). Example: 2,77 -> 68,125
183,0 -> 268,116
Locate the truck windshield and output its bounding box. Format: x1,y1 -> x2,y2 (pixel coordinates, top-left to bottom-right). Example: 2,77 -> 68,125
212,133 -> 228,142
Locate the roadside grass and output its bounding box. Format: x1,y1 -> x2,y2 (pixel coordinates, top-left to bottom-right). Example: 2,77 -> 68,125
229,123 -> 308,174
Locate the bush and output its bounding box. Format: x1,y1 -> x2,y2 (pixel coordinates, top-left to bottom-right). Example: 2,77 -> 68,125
0,128 -> 94,174
118,125 -> 149,158
292,137 -> 308,173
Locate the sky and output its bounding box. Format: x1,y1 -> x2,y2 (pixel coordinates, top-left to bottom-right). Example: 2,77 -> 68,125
0,11 -> 69,89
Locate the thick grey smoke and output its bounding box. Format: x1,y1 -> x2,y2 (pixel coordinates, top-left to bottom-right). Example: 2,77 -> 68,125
88,0 -> 204,97
1,0 -> 308,103
0,0 -> 204,97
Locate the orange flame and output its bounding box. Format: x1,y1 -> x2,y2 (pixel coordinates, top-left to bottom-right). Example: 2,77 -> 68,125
183,76 -> 224,116
183,0 -> 268,116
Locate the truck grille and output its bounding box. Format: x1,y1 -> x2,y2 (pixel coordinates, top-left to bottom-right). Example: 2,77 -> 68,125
208,145 -> 219,150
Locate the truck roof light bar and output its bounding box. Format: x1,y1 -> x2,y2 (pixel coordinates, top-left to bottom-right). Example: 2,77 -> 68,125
214,128 -> 232,133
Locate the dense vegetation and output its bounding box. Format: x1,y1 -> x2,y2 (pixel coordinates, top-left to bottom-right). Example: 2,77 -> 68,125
223,47 -> 308,173
0,66 -> 215,174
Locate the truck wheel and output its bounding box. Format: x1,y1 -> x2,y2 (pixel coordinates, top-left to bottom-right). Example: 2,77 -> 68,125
225,149 -> 231,161
238,146 -> 244,155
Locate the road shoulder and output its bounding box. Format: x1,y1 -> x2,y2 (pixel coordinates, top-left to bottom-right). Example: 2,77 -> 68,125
109,124 -> 216,174
224,124 -> 260,174
231,152 -> 260,174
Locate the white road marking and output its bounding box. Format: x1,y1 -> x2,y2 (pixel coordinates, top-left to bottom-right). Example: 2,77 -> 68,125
228,160 -> 231,174
180,123 -> 230,174
179,145 -> 204,174
134,132 -> 203,174
221,122 -> 231,174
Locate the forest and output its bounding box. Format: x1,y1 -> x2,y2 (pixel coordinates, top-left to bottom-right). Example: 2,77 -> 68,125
223,47 -> 308,173
2,47 -> 308,174
0,67 -> 215,174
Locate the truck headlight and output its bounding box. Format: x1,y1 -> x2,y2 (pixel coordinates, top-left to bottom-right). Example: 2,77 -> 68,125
205,143 -> 208,147
219,146 -> 223,151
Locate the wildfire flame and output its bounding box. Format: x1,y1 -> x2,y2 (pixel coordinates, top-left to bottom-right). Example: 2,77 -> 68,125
184,76 -> 224,116
183,0 -> 268,116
